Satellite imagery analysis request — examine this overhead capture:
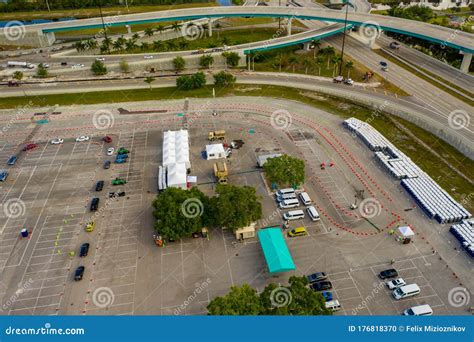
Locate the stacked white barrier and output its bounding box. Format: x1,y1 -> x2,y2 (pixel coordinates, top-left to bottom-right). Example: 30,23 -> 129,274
450,220 -> 474,257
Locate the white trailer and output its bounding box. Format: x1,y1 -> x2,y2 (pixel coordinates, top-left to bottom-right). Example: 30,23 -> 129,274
7,61 -> 35,69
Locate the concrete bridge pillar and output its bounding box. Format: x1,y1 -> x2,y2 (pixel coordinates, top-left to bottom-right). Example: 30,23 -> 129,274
126,25 -> 132,35
460,52 -> 472,73
287,18 -> 292,36
303,42 -> 311,51
208,19 -> 213,37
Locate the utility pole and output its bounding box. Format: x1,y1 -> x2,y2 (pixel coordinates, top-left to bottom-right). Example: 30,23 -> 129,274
98,0 -> 110,54
339,0 -> 350,76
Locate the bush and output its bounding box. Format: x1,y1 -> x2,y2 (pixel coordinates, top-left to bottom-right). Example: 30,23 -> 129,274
176,72 -> 206,90
213,71 -> 236,87
91,60 -> 107,75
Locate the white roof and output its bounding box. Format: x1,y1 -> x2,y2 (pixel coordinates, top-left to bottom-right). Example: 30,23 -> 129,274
167,162 -> 187,188
398,226 -> 415,237
163,129 -> 190,168
206,144 -> 225,155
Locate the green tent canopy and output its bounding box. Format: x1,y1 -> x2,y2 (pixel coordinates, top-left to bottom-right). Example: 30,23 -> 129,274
258,227 -> 295,274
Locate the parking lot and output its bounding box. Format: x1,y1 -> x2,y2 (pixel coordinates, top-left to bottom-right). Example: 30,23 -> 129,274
0,97 -> 471,315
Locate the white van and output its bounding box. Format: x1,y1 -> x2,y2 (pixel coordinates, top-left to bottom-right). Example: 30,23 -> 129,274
276,193 -> 297,202
276,188 -> 295,197
393,284 -> 420,300
283,210 -> 305,221
307,206 -> 320,221
279,198 -> 300,209
325,300 -> 341,312
299,192 -> 312,206
403,304 -> 433,316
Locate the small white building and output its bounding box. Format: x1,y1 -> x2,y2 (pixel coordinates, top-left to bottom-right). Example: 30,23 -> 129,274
167,162 -> 188,189
206,144 -> 226,160
235,223 -> 256,240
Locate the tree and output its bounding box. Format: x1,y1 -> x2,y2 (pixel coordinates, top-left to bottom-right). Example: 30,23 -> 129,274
221,36 -> 231,46
176,72 -> 206,90
91,60 -> 107,75
345,60 -> 354,78
199,54 -> 214,69
152,40 -> 164,51
177,38 -> 189,50
207,284 -> 262,315
132,33 -> 140,40
12,71 -> 23,82
155,24 -> 165,34
288,55 -> 298,72
172,56 -> 186,73
144,76 -> 155,90
222,52 -> 240,68
208,277 -> 331,316
74,40 -> 86,52
213,71 -> 236,87
144,27 -> 154,37
209,184 -> 262,232
171,22 -> 181,32
152,187 -> 209,240
302,56 -> 313,74
331,54 -> 342,77
263,154 -> 305,187
311,39 -> 321,57
125,39 -> 137,52
36,63 -> 48,78
119,59 -> 130,73
314,56 -> 324,76
113,39 -> 124,51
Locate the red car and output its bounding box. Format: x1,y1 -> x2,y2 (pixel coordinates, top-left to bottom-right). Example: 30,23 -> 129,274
22,143 -> 38,151
103,136 -> 112,143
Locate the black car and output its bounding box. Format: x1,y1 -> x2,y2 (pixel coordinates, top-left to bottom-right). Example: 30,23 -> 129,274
103,160 -> 111,169
309,281 -> 332,291
379,269 -> 398,279
79,243 -> 90,257
108,191 -> 125,198
90,198 -> 99,211
95,180 -> 104,191
74,266 -> 85,281
307,272 -> 327,284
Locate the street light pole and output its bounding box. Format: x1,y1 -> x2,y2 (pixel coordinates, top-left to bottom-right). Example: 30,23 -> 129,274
339,0 -> 350,76
98,0 -> 110,54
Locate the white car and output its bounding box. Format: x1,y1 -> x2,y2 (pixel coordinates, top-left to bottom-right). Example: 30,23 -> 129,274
71,63 -> 85,69
76,136 -> 90,142
106,147 -> 115,156
386,278 -> 406,290
143,55 -> 154,59
225,148 -> 232,158
50,138 -> 64,145
96,57 -> 105,61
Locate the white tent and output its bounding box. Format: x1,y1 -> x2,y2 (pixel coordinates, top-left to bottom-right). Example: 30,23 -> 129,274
167,162 -> 188,189
398,226 -> 415,238
162,130 -> 190,169
206,144 -> 225,160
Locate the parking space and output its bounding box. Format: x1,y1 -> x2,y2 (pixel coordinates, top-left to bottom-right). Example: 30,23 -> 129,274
0,98 -> 471,316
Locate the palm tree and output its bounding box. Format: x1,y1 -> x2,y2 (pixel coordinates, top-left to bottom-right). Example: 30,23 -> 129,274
144,28 -> 154,37
288,55 -> 298,73
125,39 -> 137,52
112,39 -> 123,51
74,41 -> 86,52
132,33 -> 140,40
171,22 -> 181,32
302,57 -> 313,74
155,24 -> 165,34
331,54 -> 342,77
166,40 -> 176,50
345,60 -> 354,78
221,36 -> 231,46
140,42 -> 150,52
311,39 -> 321,57
314,56 -> 324,76
177,39 -> 188,50
144,76 -> 156,90
86,38 -> 98,50
152,40 -> 164,51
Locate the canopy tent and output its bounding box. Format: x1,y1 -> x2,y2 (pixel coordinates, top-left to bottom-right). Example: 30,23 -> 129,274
163,130 -> 190,169
167,162 -> 187,189
398,226 -> 415,238
205,144 -> 225,160
258,227 -> 295,274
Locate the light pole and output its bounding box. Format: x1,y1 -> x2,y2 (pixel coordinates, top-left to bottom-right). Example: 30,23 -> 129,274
339,0 -> 350,76
98,0 -> 110,54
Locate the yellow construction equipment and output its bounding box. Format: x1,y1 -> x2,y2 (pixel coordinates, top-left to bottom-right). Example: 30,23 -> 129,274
214,162 -> 228,184
208,130 -> 226,141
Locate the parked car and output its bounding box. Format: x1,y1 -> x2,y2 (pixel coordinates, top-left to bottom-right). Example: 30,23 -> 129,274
7,155 -> 17,165
95,180 -> 104,191
108,191 -> 125,198
85,221 -> 95,232
112,178 -> 126,185
90,197 -> 99,211
225,148 -> 232,158
22,143 -> 38,151
103,136 -> 112,143
117,147 -> 129,154
386,278 -> 406,290
106,147 -> 115,156
74,266 -> 85,281
379,268 -> 398,279
103,160 -> 111,169
321,291 -> 333,302
114,158 -> 126,164
310,281 -> 333,291
230,140 -> 244,149
76,136 -> 90,142
287,227 -> 307,237
0,170 -> 8,182
79,243 -> 90,257
307,272 -> 327,284
50,138 -> 64,145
